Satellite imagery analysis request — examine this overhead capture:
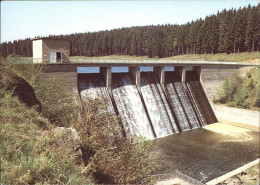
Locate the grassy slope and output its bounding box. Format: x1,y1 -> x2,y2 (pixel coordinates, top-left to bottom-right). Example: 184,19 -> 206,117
20,52 -> 260,63
0,90 -> 91,184
70,52 -> 260,63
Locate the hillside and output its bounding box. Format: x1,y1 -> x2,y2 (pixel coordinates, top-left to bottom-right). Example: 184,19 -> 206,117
0,56 -> 156,184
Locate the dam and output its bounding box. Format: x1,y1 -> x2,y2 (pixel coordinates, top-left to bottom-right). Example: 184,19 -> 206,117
41,60 -> 259,182
42,60 -> 255,139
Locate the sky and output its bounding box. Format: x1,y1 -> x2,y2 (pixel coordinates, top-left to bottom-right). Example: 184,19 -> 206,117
1,0 -> 259,43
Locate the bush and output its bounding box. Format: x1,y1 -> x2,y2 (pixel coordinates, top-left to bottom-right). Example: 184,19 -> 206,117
74,96 -> 156,184
92,138 -> 156,184
234,86 -> 249,108
214,66 -> 260,109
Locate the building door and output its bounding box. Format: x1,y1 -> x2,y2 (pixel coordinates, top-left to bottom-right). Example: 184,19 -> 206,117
50,52 -> 56,63
56,52 -> 62,63
50,52 -> 62,63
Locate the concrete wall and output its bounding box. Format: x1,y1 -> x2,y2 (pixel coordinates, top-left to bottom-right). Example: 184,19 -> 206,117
42,65 -> 77,94
32,40 -> 42,63
41,63 -> 255,99
42,39 -> 70,63
212,104 -> 260,131
200,65 -> 254,101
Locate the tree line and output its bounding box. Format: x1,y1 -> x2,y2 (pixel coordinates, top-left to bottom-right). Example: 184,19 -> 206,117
0,4 -> 259,58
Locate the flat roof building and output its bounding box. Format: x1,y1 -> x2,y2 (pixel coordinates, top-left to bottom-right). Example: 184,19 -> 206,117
32,38 -> 71,63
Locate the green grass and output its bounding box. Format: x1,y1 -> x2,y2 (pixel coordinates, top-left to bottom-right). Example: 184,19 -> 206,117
16,52 -> 260,63
71,55 -> 151,60
70,52 -> 260,63
0,90 -> 92,184
167,52 -> 260,63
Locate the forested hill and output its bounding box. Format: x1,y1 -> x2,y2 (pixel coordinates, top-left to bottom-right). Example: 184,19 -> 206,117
0,4 -> 259,58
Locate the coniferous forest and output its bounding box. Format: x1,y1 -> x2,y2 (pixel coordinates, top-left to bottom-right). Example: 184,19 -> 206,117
0,4 -> 259,58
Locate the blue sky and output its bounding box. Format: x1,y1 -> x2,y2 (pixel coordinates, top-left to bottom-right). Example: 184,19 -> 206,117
1,0 -> 259,43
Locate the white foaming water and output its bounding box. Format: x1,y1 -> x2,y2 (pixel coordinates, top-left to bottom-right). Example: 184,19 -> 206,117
156,82 -> 179,133
166,82 -> 190,131
79,76 -> 115,114
174,82 -> 200,129
140,73 -> 174,138
112,74 -> 155,140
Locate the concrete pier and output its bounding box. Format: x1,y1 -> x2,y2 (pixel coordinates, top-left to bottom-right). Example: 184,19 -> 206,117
129,66 -> 141,91
175,66 -> 186,83
155,66 -> 165,87
100,67 -> 112,94
193,66 -> 202,82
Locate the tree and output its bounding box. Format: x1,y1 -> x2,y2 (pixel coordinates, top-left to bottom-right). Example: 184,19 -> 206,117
1,4 -> 258,58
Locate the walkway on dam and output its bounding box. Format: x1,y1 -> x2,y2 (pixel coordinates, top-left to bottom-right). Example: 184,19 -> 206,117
54,59 -> 257,67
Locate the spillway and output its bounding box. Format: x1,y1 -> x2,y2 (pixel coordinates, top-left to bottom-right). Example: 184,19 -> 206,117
140,72 -> 179,138
173,82 -> 200,129
186,71 -> 217,125
165,72 -> 192,131
165,72 -> 190,131
78,74 -> 115,114
111,73 -> 155,139
77,68 -> 217,140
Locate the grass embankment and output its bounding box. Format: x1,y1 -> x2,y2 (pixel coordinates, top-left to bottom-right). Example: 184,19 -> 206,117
70,52 -> 260,63
0,90 -> 88,184
1,56 -> 156,184
17,52 -> 260,63
167,52 -> 260,63
214,66 -> 260,110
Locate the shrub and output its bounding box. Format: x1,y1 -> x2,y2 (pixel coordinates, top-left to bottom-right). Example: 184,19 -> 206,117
234,86 -> 249,108
214,66 -> 260,109
92,138 -> 156,184
74,96 -> 156,184
215,73 -> 243,103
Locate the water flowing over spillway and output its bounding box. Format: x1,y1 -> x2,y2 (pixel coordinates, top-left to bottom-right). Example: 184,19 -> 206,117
78,70 -> 217,139
111,73 -> 155,139
165,72 -> 191,131
186,72 -> 217,125
173,82 -> 200,129
140,72 -> 179,138
78,74 -> 115,114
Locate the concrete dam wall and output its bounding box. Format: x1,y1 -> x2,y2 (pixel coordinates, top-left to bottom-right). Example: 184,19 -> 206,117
76,65 -> 219,139
41,61 -> 256,138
